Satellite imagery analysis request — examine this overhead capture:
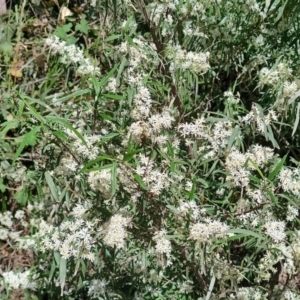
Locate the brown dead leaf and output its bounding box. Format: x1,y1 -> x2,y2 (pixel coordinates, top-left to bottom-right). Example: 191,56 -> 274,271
10,68 -> 23,78
10,59 -> 24,78
59,6 -> 73,22
33,48 -> 46,70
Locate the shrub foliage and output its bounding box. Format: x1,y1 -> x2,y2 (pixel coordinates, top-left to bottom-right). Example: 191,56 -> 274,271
1,0 -> 300,299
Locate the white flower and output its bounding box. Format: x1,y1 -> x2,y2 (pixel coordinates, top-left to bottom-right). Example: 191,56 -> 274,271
103,214 -> 130,249
264,221 -> 286,242
0,228 -> 9,240
190,219 -> 229,242
2,270 -> 35,290
15,210 -> 25,220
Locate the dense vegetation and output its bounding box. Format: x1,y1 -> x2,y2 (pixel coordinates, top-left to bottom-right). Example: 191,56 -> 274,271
1,0 -> 300,299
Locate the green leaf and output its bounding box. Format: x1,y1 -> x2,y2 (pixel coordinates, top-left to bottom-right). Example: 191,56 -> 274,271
22,100 -> 46,124
97,64 -> 119,92
75,18 -> 89,34
274,0 -> 288,23
45,171 -> 59,201
104,34 -> 121,42
59,258 -> 67,296
134,173 -> 148,191
266,124 -> 279,149
54,23 -> 72,40
197,178 -> 209,188
102,93 -> 124,100
80,154 -> 114,172
13,188 -> 28,205
0,177 -> 6,192
97,133 -> 120,145
226,228 -> 264,239
53,130 -> 67,141
49,258 -> 57,281
0,41 -> 13,56
188,178 -> 196,200
0,120 -> 19,138
227,126 -> 240,150
266,189 -> 278,205
21,95 -> 59,116
123,150 -> 140,162
268,154 -> 287,181
13,126 -> 41,164
51,89 -> 91,104
111,161 -> 117,202
247,159 -> 264,179
292,102 -> 300,136
45,116 -> 86,145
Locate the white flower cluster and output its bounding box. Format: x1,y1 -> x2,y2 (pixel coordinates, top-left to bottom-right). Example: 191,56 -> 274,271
131,85 -> 152,120
179,118 -> 234,155
177,200 -> 205,220
286,204 -> 298,221
118,38 -> 158,86
17,236 -> 36,249
282,80 -> 298,99
87,279 -> 108,299
102,214 -> 130,249
264,220 -> 286,242
225,145 -> 274,187
88,168 -> 111,198
242,105 -> 277,133
259,62 -> 298,111
259,62 -> 293,87
148,1 -> 175,26
246,188 -> 264,204
189,218 -> 229,243
278,167 -> 300,197
153,229 -> 172,266
45,36 -> 100,76
233,287 -> 268,300
286,231 -> 300,263
118,164 -> 141,202
2,270 -> 36,290
128,108 -> 175,146
37,204 -> 96,262
0,210 -> 26,241
257,249 -> 286,282
104,77 -> 118,93
64,128 -> 101,160
284,290 -> 300,300
167,45 -> 210,74
224,90 -> 240,104
135,154 -> 170,196
238,210 -> 259,227
183,21 -> 208,38
0,210 -> 13,228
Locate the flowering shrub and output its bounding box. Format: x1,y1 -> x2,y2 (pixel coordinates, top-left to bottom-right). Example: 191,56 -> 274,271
1,0 -> 300,299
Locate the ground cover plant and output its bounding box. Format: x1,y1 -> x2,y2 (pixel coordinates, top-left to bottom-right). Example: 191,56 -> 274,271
1,0 -> 300,299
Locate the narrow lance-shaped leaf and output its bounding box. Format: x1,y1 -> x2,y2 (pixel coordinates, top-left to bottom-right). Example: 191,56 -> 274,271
134,173 -> 148,191
226,228 -> 264,239
227,126 -> 240,150
0,120 -> 19,138
22,100 -> 46,124
292,102 -> 300,136
59,258 -> 67,296
268,154 -> 287,181
111,161 -> 117,204
45,116 -> 86,145
13,126 -> 40,164
45,171 -> 59,201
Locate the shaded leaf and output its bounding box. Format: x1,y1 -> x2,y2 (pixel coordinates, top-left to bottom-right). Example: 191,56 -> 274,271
13,126 -> 40,164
